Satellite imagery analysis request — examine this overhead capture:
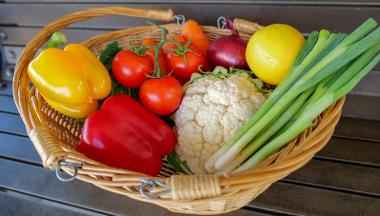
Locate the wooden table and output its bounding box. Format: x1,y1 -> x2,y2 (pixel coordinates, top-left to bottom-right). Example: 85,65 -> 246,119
1,1 -> 380,215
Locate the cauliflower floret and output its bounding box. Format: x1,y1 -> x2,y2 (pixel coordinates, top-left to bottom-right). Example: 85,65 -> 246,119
174,75 -> 266,174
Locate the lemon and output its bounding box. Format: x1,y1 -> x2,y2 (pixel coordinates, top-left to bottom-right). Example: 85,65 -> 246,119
246,24 -> 305,85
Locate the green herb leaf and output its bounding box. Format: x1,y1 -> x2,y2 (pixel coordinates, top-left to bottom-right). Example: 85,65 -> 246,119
165,151 -> 194,175
99,41 -> 122,71
74,118 -> 86,125
97,41 -> 139,109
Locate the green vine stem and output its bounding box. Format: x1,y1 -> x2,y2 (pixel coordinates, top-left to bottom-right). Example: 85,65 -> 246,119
146,22 -> 200,78
144,22 -> 170,78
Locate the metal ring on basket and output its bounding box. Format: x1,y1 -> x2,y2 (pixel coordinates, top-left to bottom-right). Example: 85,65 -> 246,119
174,14 -> 186,26
217,16 -> 227,29
139,179 -> 171,199
55,160 -> 82,182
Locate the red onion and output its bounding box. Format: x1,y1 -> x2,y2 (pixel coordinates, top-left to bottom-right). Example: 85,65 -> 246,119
207,18 -> 248,69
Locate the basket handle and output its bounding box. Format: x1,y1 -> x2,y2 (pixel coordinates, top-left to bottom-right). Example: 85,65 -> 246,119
22,7 -> 174,59
140,175 -> 221,200
233,18 -> 263,34
29,126 -> 68,169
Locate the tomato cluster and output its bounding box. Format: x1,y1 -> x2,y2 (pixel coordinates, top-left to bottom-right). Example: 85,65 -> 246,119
111,34 -> 207,116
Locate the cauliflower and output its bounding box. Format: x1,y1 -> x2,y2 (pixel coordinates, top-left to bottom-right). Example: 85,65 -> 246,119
174,73 -> 266,174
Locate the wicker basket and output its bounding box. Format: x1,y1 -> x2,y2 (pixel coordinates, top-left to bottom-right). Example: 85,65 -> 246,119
13,7 -> 344,215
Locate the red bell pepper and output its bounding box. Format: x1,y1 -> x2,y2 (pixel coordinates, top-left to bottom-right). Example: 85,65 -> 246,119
76,94 -> 176,176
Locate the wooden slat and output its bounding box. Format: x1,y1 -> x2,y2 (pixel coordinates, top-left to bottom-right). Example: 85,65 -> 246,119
349,70 -> 380,97
253,182 -> 380,216
0,3 -> 379,33
0,113 -> 27,136
285,160 -> 380,195
342,94 -> 380,120
334,117 -> 380,141
318,137 -> 380,165
0,26 -> 109,46
0,82 -> 13,96
0,190 -> 102,216
0,132 -> 41,163
0,95 -> 17,114
0,158 -> 271,216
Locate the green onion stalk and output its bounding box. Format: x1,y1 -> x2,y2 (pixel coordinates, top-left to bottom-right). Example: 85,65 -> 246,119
275,64 -> 349,136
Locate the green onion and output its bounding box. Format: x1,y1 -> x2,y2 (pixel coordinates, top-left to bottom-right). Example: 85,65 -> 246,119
223,18 -> 376,150
212,19 -> 380,172
205,31 -> 324,171
218,67 -> 344,174
217,86 -> 316,174
235,42 -> 380,173
225,31 -> 321,146
276,65 -> 348,136
338,18 -> 377,47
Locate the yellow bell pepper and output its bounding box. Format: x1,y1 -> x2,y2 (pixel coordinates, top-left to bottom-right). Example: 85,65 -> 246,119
28,44 -> 112,118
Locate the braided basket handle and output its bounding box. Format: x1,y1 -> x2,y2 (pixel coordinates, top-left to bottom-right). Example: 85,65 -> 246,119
29,127 -> 67,169
140,175 -> 222,201
168,175 -> 221,200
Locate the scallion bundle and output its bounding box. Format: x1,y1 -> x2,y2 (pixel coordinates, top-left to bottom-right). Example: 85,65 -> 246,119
205,18 -> 380,174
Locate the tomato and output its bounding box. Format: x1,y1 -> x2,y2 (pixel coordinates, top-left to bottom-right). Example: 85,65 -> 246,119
112,50 -> 154,88
139,76 -> 183,116
167,44 -> 207,84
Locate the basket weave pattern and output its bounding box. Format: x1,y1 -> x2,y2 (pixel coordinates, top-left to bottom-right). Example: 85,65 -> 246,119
13,7 -> 344,215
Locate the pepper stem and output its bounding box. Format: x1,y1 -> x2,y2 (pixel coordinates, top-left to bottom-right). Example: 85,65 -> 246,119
47,32 -> 67,48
